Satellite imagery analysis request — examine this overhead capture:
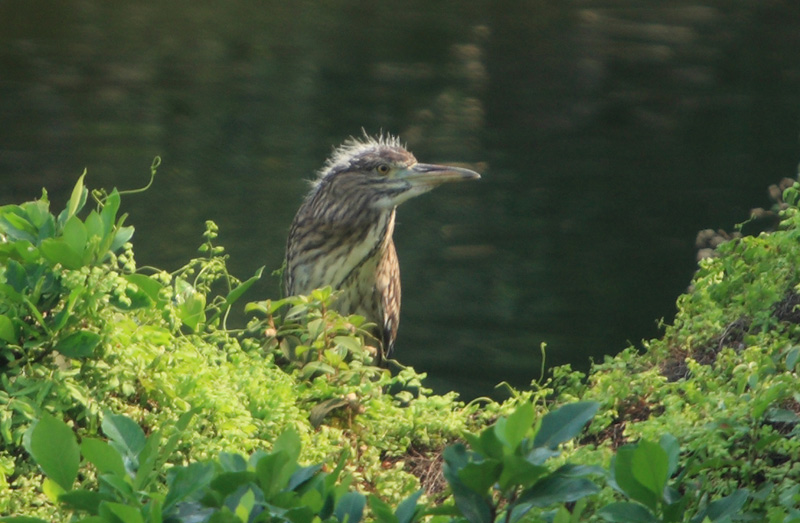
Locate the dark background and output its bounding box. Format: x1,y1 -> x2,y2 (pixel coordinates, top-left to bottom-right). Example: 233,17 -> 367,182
2,1 -> 799,398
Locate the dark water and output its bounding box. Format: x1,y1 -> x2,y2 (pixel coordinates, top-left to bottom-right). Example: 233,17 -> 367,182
2,1 -> 799,399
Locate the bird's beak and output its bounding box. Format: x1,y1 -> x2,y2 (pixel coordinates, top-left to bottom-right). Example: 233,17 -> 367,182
399,163 -> 481,186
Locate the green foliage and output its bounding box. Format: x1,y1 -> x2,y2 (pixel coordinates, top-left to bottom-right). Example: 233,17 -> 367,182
600,435 -> 748,523
442,401 -> 602,523
3,168 -> 800,522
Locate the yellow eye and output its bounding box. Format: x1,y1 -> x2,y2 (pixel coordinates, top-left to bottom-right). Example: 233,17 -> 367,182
376,164 -> 390,175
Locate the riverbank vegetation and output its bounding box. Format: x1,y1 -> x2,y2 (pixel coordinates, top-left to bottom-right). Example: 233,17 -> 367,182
1,164 -> 799,522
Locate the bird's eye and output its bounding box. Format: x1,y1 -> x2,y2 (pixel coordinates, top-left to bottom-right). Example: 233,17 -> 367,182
376,164 -> 391,175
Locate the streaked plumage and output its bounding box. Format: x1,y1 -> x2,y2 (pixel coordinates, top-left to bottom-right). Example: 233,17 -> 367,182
284,134 -> 480,364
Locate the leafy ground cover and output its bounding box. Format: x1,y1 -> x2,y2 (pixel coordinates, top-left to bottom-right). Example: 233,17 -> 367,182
0,164 -> 799,522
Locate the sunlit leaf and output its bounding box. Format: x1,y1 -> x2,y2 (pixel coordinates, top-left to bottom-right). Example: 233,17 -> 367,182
24,413 -> 79,491
533,402 -> 599,450
81,438 -> 126,477
631,440 -> 668,500
53,330 -> 101,358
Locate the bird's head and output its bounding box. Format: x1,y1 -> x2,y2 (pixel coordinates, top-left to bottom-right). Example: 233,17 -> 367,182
313,133 -> 481,211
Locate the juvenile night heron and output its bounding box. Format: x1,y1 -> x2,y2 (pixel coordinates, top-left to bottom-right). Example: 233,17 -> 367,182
284,134 -> 480,364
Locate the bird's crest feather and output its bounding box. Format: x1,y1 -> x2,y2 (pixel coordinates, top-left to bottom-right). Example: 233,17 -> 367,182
314,131 -> 405,185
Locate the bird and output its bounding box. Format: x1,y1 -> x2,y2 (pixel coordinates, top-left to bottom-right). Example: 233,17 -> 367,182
284,133 -> 480,364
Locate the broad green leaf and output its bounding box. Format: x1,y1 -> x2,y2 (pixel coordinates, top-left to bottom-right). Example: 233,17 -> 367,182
287,464 -> 323,491
631,440 -> 669,500
61,215 -> 88,259
273,428 -> 302,464
0,518 -> 51,523
100,189 -> 121,234
459,459 -> 502,493
691,489 -> 749,523
53,330 -> 101,359
39,238 -> 83,269
497,456 -> 548,491
133,430 -> 161,490
659,434 -> 680,478
443,445 -> 493,523
494,401 -> 535,451
308,398 -> 350,429
395,490 -> 423,523
25,413 -> 79,491
84,210 -> 105,243
99,501 -> 145,523
256,451 -> 293,499
516,475 -> 599,508
42,477 -> 65,503
611,446 -> 659,511
110,224 -> 134,253
225,266 -> 263,307
81,438 -> 126,477
0,208 -> 38,243
533,402 -> 599,450
334,335 -> 363,353
597,502 -> 658,523
210,471 -> 257,498
235,487 -> 256,522
162,462 -> 216,513
334,491 -> 366,523
472,426 -> 503,459
0,314 -> 16,342
368,495 -> 398,523
102,413 -> 146,463
123,274 -> 165,308
59,489 -> 107,514
175,280 -> 206,331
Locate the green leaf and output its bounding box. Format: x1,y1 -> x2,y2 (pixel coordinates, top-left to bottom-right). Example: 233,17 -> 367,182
226,267 -> 263,307
81,438 -> 126,477
110,225 -> 134,253
497,456 -> 547,491
533,402 -> 599,450
368,495 -> 398,523
517,475 -> 599,508
334,335 -> 363,353
0,208 -> 38,243
310,398 -> 350,429
442,445 -> 493,523
273,428 -> 302,464
133,430 -> 161,490
494,401 -> 535,451
395,490 -> 423,523
99,501 -> 145,523
39,238 -> 83,269
659,434 -> 680,478
0,314 -> 16,342
691,489 -> 749,523
61,216 -> 88,259
100,189 -> 121,234
84,210 -> 105,243
334,491 -> 366,523
102,413 -> 146,464
611,446 -> 659,511
631,440 -> 669,500
459,459 -> 502,493
163,462 -> 216,513
597,502 -> 658,523
53,330 -> 102,359
0,518 -> 51,523
59,489 -> 107,514
62,171 -> 88,226
256,451 -> 293,499
24,412 -> 79,491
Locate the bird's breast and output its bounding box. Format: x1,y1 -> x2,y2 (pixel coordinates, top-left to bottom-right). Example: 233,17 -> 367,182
287,210 -> 396,312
